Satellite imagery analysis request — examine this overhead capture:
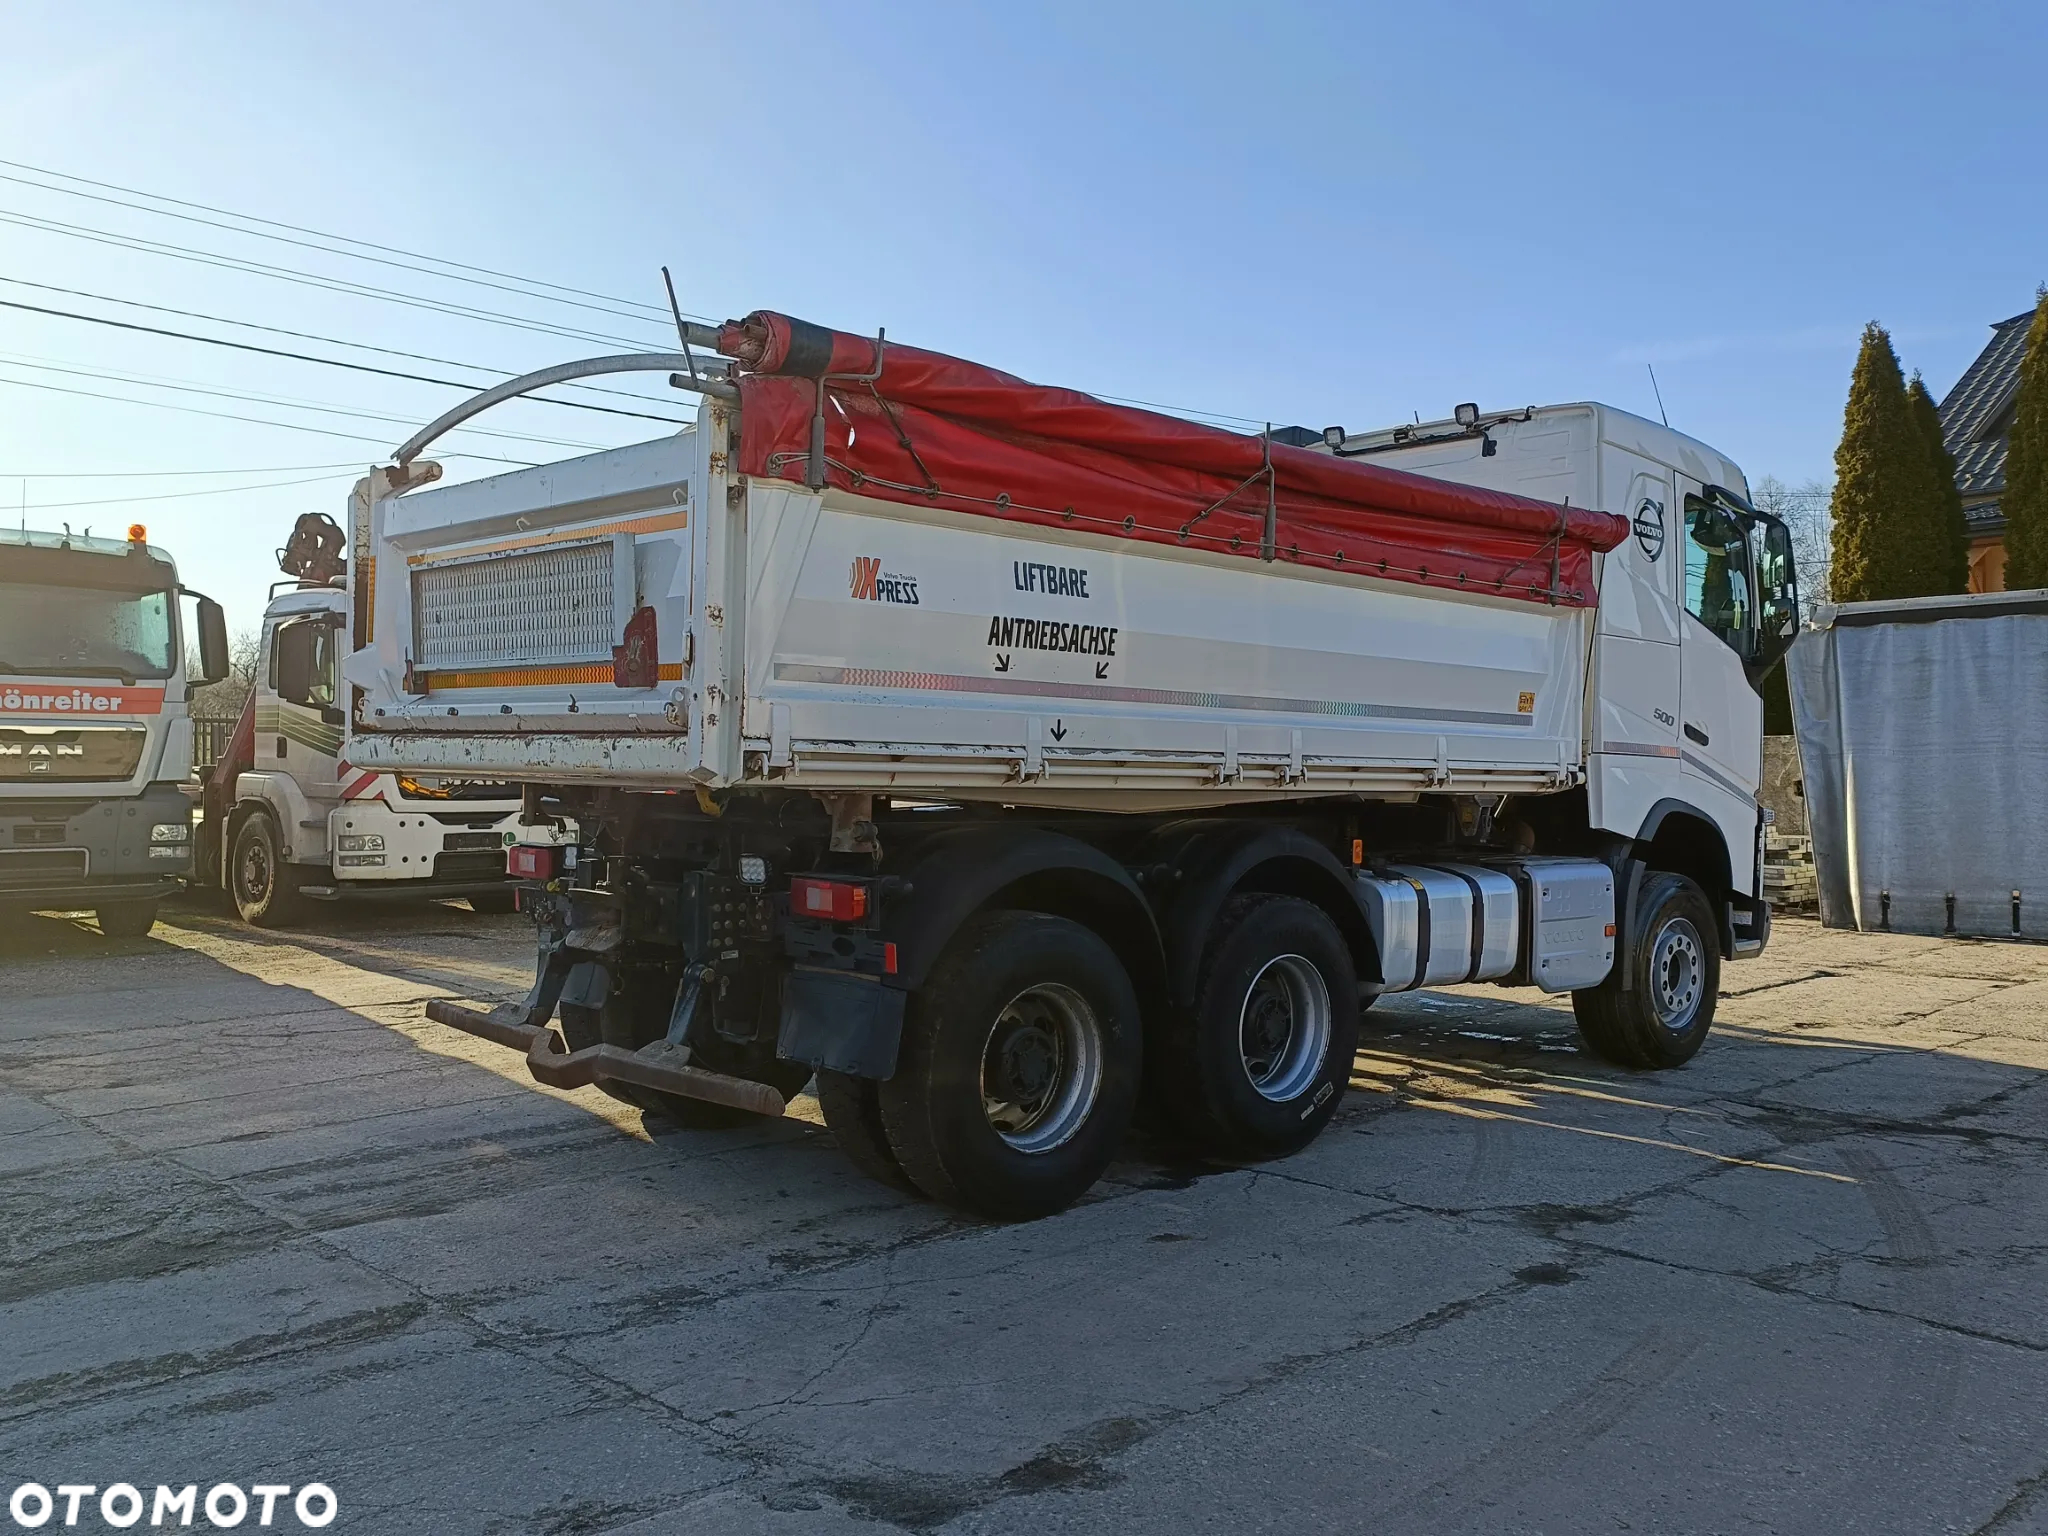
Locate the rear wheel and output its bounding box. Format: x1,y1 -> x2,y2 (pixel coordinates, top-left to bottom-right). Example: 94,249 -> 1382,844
1161,895 -> 1359,1158
879,911 -> 1141,1221
1572,871 -> 1720,1069
95,900 -> 159,939
817,1070 -> 919,1193
230,813 -> 305,928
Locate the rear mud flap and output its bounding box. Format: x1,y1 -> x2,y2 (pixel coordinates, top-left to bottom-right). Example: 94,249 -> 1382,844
776,967 -> 907,1079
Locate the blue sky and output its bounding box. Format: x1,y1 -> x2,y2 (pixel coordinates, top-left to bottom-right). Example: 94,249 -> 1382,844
3,0 -> 2043,628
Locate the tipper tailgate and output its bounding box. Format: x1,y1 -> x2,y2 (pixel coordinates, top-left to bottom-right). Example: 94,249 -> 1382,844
346,430 -> 714,780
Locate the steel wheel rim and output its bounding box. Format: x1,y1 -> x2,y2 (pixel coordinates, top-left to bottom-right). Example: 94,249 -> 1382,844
239,837 -> 272,903
980,983 -> 1103,1155
1650,917 -> 1705,1032
1238,953 -> 1332,1103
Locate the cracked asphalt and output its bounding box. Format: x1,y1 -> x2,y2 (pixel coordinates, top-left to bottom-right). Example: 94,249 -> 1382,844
4,900 -> 2047,1534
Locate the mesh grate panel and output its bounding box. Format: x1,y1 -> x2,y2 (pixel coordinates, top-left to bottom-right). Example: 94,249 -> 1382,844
412,540 -> 616,671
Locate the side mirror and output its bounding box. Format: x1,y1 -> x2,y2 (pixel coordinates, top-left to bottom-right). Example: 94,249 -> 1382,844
1754,516 -> 1798,666
274,621 -> 314,706
195,596 -> 230,685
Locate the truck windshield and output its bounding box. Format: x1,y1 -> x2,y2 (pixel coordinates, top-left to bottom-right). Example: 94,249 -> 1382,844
0,581 -> 176,680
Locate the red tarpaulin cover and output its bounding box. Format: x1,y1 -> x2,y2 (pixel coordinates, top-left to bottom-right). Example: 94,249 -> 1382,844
718,311 -> 1628,607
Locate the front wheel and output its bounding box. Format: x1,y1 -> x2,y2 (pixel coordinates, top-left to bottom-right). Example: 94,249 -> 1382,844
1572,871 -> 1720,1069
879,911 -> 1142,1221
230,813 -> 305,928
96,900 -> 159,939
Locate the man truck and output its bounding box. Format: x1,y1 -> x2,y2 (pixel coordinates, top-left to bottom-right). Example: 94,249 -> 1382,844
192,514 -> 574,926
0,523 -> 228,936
341,311 -> 1796,1219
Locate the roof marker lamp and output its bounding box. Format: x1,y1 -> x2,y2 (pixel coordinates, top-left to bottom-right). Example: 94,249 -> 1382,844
1454,403 -> 1480,428
1322,425 -> 1346,449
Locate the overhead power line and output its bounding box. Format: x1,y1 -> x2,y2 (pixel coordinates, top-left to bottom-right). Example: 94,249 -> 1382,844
0,376 -> 538,465
0,296 -> 690,425
4,462 -> 366,478
0,277 -> 684,408
0,354 -> 609,450
14,471 -> 354,511
0,156 -> 703,322
0,168 -> 697,331
0,163 -> 1275,433
0,207 -> 671,351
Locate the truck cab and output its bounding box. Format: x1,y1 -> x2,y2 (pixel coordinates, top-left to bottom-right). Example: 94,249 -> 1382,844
0,525 -> 228,936
197,518 -> 574,927
1321,404 -> 1798,955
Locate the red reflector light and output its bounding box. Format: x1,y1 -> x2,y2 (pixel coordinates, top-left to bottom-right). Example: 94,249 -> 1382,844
507,844 -> 558,880
883,941 -> 898,974
792,876 -> 868,922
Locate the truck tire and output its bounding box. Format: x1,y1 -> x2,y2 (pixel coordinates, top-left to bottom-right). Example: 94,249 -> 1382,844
1571,871 -> 1720,1069
816,1070 -> 919,1193
557,989 -> 812,1130
96,900 -> 159,939
1161,895 -> 1359,1158
230,813 -> 306,928
466,889 -> 518,915
878,911 -> 1142,1221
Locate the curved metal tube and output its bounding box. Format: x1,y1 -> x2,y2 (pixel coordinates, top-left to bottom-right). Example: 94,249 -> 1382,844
392,349 -> 738,467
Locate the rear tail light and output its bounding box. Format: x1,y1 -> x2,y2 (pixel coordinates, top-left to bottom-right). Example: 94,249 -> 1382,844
507,844 -> 559,880
791,876 -> 869,922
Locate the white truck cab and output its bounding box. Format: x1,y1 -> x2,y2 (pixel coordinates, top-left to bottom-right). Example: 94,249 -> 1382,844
1321,403 -> 1795,950
0,524 -> 228,936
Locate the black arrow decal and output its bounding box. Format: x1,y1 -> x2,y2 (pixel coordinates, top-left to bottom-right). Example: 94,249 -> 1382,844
1094,660 -> 1109,679
1049,720 -> 1067,742
994,653 -> 1011,672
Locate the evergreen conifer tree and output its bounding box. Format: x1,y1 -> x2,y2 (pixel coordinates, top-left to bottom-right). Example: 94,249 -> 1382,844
1830,323 -> 1944,602
2001,292 -> 2048,590
1906,371 -> 1972,593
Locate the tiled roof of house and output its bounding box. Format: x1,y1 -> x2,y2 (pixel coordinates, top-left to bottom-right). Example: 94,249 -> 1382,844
1937,309 -> 2034,530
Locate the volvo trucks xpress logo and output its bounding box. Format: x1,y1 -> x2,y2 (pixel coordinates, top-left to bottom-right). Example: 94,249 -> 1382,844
1633,499 -> 1666,561
849,557 -> 919,604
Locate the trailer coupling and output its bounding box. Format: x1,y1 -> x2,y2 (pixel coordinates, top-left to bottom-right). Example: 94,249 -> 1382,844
423,998 -> 787,1118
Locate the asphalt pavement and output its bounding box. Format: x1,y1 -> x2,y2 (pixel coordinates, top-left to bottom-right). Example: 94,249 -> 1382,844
3,898 -> 2045,1534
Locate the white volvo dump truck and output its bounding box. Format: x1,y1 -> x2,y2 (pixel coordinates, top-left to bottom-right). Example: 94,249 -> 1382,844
343,311 -> 1796,1219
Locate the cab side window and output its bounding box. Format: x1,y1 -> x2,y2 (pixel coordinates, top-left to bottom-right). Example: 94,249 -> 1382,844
1683,495 -> 1754,655
272,618 -> 339,710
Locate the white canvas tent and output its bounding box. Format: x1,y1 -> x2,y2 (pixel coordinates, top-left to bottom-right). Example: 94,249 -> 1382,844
1787,589 -> 2048,937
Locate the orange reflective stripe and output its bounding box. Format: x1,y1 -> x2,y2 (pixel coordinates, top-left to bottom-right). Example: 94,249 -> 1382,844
422,662 -> 686,691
